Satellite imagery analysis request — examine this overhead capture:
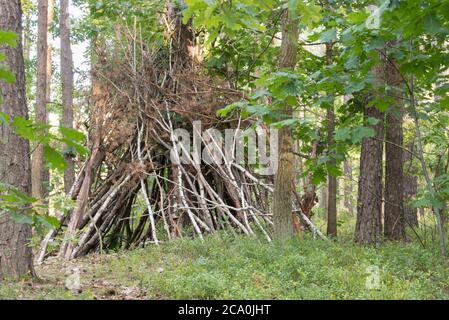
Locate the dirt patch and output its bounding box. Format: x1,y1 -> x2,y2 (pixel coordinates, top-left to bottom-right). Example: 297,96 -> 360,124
32,254 -> 146,300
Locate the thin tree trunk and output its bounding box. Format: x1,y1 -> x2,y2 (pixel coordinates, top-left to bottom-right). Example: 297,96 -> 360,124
23,8 -> 32,63
326,43 -> 337,237
319,182 -> 328,212
60,0 -> 75,193
402,142 -> 418,229
0,0 -> 35,279
46,0 -> 54,104
404,175 -> 418,228
343,159 -> 354,215
272,10 -> 299,239
31,0 -> 48,200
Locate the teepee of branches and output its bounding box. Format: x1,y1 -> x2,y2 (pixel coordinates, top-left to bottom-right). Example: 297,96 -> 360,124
38,8 -> 324,262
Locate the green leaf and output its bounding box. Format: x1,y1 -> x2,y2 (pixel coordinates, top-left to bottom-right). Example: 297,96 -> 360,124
12,116 -> 35,141
10,213 -> 33,225
251,89 -> 270,100
58,138 -> 89,156
327,164 -> 342,177
0,31 -> 18,47
423,14 -> 442,35
440,96 -> 449,110
335,127 -> 351,141
320,29 -> 337,43
222,8 -> 240,30
298,2 -> 321,28
35,214 -> 60,230
272,118 -> 298,128
44,145 -> 67,171
59,127 -> 86,142
351,127 -> 375,144
0,66 -> 15,83
311,167 -> 326,185
244,104 -> 272,117
217,101 -> 246,118
367,117 -> 381,125
0,111 -> 10,124
368,97 -> 392,112
347,11 -> 369,25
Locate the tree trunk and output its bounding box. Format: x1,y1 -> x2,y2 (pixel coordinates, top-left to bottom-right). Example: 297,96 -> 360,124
319,182 -> 328,212
46,0 -> 54,103
343,159 -> 354,215
23,8 -> 32,63
31,0 -> 48,200
384,48 -> 406,241
272,10 -> 299,239
325,43 -> 337,237
355,97 -> 384,244
384,109 -> 405,239
403,143 -> 418,228
0,0 -> 35,279
60,0 -> 75,193
404,175 -> 418,227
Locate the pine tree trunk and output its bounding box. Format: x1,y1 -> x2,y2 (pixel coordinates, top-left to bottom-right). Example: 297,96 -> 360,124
384,109 -> 405,239
326,110 -> 337,237
60,0 -> 75,193
384,48 -> 406,241
355,99 -> 384,244
31,0 -> 48,200
0,0 -> 35,279
326,43 -> 337,237
272,10 -> 299,239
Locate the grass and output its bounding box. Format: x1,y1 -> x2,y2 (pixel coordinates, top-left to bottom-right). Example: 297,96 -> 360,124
1,225 -> 449,299
92,234 -> 449,299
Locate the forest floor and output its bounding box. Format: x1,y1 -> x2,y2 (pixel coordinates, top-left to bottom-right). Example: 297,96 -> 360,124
1,229 -> 449,300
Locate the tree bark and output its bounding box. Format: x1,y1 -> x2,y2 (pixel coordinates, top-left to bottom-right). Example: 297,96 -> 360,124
384,109 -> 405,240
319,182 -> 328,212
31,0 -> 48,200
23,8 -> 32,63
0,0 -> 35,279
355,95 -> 384,244
325,43 -> 337,237
46,0 -> 54,103
343,159 -> 354,214
384,47 -> 406,241
60,0 -> 75,193
273,10 -> 299,239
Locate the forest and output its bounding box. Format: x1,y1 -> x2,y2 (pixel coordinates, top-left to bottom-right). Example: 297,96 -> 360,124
0,0 -> 449,301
